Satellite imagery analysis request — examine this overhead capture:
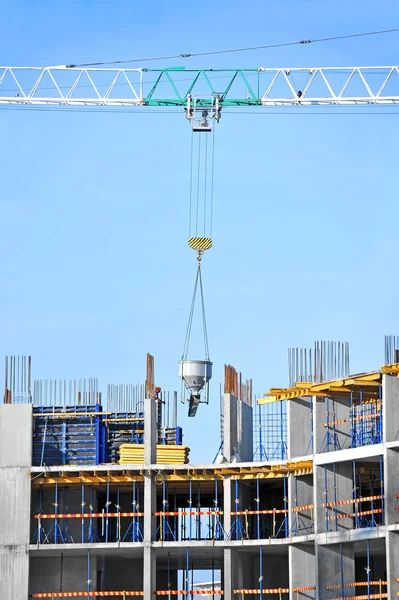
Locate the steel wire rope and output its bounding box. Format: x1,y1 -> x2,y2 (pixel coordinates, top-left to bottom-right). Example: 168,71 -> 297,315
195,134 -> 201,237
188,130 -> 194,238
182,266 -> 200,360
203,132 -> 208,237
181,262 -> 210,360
198,265 -> 210,360
210,126 -> 216,239
68,27 -> 399,67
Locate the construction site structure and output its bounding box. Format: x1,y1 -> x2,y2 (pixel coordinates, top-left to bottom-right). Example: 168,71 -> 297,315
2,340 -> 399,600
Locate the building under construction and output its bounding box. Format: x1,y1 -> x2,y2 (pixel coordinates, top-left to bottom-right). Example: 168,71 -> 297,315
2,337 -> 399,600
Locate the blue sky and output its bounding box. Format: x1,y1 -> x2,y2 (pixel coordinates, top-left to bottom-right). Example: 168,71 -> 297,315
1,0 -> 399,461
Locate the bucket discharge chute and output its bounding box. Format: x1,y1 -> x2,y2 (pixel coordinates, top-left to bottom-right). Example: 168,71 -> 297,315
179,359 -> 212,417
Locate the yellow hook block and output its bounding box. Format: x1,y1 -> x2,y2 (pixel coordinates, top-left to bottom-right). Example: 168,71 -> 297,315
188,237 -> 212,252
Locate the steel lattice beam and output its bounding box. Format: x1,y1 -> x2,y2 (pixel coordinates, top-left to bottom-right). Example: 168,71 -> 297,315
1,65 -> 399,107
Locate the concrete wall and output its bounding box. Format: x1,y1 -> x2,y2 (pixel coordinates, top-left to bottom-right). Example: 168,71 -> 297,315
316,543 -> 355,600
0,404 -> 32,600
288,396 -> 313,458
383,374 -> 399,442
289,544 -> 315,600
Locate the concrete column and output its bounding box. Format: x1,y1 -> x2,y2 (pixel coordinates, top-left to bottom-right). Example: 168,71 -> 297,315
382,374 -> 399,443
237,400 -> 253,462
223,549 -> 237,600
224,394 -> 237,461
144,396 -> 157,465
313,396 -> 326,455
289,544 -> 316,600
223,476 -> 236,600
143,396 -> 157,600
315,543 -> 355,600
386,532 -> 399,598
288,396 -> 312,458
0,404 -> 32,600
384,446 -> 399,525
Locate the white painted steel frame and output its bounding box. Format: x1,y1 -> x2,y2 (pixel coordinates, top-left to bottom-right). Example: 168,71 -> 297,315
1,65 -> 399,106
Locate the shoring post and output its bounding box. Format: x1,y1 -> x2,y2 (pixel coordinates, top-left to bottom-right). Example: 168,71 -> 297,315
360,387 -> 364,446
379,455 -> 384,525
310,396 -> 314,454
106,480 -> 110,543
370,470 -> 375,528
235,479 -> 239,540
333,463 -> 338,532
54,481 -> 59,544
367,540 -> 371,600
87,549 -> 91,600
197,483 -> 201,540
280,400 -> 285,460
256,477 -> 260,540
64,487 -> 70,543
283,477 -> 288,537
81,482 -> 85,543
353,460 -> 358,529
89,487 -> 94,543
259,546 -> 263,600
324,465 -> 329,533
293,476 -> 299,536
185,548 -> 190,599
340,543 -> 344,600
116,485 -> 120,542
168,552 -> 171,600
37,515 -> 41,547
189,478 -> 193,540
350,392 -> 355,448
326,397 -> 330,452
132,481 -> 136,542
59,552 -> 63,594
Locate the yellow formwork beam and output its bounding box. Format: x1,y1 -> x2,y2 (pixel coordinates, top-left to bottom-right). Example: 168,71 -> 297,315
31,460 -> 313,487
259,370 -> 382,404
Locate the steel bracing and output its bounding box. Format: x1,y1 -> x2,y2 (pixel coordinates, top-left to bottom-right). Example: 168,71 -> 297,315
2,65 -> 399,107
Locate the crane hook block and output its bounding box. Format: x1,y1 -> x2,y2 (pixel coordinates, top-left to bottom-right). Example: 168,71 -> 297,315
188,237 -> 212,252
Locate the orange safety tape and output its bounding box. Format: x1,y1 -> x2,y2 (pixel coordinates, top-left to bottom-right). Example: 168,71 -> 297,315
35,513 -> 144,519
231,509 -> 288,516
292,504 -> 314,513
32,593 -> 144,598
156,591 -> 223,596
234,589 -> 289,595
323,495 -> 383,508
327,508 -> 383,520
330,595 -> 387,600
323,412 -> 381,427
154,511 -> 223,517
326,581 -> 387,589
292,587 -> 316,592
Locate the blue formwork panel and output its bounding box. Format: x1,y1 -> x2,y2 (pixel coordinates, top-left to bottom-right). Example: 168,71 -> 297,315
32,404 -> 104,466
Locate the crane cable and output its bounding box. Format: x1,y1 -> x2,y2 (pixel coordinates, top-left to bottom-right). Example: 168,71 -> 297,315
182,128 -> 216,361
182,257 -> 210,361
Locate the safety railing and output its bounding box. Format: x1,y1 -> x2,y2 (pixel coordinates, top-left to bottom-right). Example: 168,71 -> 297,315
326,579 -> 387,599
31,589 -> 321,599
32,511 -> 144,544
152,510 -> 224,542
323,495 -> 384,530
